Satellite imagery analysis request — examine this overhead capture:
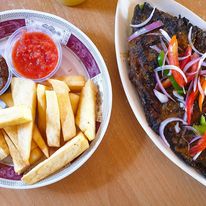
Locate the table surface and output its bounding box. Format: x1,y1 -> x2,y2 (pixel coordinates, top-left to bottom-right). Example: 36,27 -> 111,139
1,0 -> 206,205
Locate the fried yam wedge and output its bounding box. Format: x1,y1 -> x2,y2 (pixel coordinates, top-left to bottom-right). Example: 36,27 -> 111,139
49,79 -> 76,141
76,80 -> 97,141
57,75 -> 85,92
11,78 -> 36,163
33,125 -> 49,158
37,84 -> 47,137
3,131 -> 29,174
22,132 -> 89,184
0,105 -> 32,128
0,130 -> 9,161
46,91 -> 60,147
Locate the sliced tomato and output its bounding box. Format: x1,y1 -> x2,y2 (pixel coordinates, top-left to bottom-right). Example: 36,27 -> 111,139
190,132 -> 206,157
186,89 -> 199,125
168,35 -> 185,87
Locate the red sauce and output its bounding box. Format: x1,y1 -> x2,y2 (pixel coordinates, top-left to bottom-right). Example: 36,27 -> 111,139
12,32 -> 58,79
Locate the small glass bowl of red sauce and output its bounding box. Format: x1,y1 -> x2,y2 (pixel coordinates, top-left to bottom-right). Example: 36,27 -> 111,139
5,26 -> 62,82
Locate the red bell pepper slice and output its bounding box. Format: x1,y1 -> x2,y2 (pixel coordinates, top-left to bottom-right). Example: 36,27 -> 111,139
186,89 -> 199,125
190,132 -> 206,157
198,78 -> 206,112
168,35 -> 185,87
179,46 -> 192,69
186,53 -> 199,83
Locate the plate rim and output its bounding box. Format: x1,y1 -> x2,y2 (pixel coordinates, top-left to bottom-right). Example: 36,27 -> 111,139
115,0 -> 206,186
0,9 -> 112,189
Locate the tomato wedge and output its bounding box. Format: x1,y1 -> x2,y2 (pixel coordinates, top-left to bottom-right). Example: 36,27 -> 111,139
190,132 -> 206,157
168,35 -> 185,87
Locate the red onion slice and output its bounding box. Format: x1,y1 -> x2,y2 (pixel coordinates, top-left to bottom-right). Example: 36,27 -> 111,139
175,122 -> 181,133
155,65 -> 187,83
189,135 -> 201,144
131,8 -> 156,28
155,71 -> 175,101
150,45 -> 161,53
186,71 -> 198,76
185,80 -> 194,107
183,58 -> 200,73
146,33 -> 162,37
183,112 -> 187,122
197,52 -> 206,71
159,29 -> 171,42
193,151 -> 202,160
0,100 -> 7,109
160,36 -> 168,53
202,62 -> 206,67
128,21 -> 164,42
200,70 -> 206,75
153,89 -> 169,103
198,77 -> 204,97
188,27 -> 204,56
159,118 -> 187,147
184,125 -> 199,135
193,75 -> 198,92
173,90 -> 184,100
178,54 -> 191,61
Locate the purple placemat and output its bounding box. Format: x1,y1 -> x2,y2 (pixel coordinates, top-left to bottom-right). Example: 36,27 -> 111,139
67,34 -> 101,78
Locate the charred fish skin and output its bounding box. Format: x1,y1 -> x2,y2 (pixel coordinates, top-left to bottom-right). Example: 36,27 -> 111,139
128,2 -> 206,176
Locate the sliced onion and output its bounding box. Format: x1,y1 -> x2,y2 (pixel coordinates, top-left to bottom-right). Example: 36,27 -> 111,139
183,112 -> 187,122
150,45 -> 161,53
0,100 -> 7,109
160,37 -> 168,53
183,58 -> 200,73
184,125 -> 199,135
193,151 -> 202,160
179,102 -> 185,108
155,71 -> 175,101
188,27 -> 204,56
178,54 -> 191,61
159,118 -> 187,147
173,90 -> 184,100
146,32 -> 162,36
189,135 -> 201,144
128,21 -> 164,42
155,65 -> 187,83
186,71 -> 198,76
191,54 -> 206,91
202,62 -> 206,67
200,70 -> 206,75
185,80 -> 194,106
197,52 -> 206,72
159,29 -> 171,42
131,8 -> 156,28
198,77 -> 204,97
193,75 -> 198,92
175,122 -> 181,133
153,89 -> 169,103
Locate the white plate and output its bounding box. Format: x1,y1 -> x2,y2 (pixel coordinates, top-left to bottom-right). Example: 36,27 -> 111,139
0,9 -> 112,189
115,0 -> 206,186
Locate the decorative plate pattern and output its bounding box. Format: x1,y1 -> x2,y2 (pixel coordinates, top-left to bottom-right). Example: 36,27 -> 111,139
0,9 -> 112,189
